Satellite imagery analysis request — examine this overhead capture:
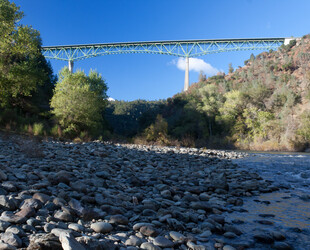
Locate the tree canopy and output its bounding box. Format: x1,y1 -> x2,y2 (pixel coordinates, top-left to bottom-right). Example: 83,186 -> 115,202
50,67 -> 108,137
0,0 -> 53,110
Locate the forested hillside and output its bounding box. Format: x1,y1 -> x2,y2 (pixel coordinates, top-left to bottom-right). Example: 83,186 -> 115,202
107,35 -> 310,151
2,0 -> 309,151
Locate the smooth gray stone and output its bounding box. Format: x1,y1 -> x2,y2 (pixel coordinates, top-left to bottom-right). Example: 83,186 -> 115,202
68,223 -> 84,232
0,242 -> 16,250
153,236 -> 174,248
125,235 -> 142,247
90,222 -> 113,233
0,211 -> 27,224
169,231 -> 185,241
51,228 -> 73,237
0,196 -> 16,211
59,232 -> 86,250
140,242 -> 161,250
1,232 -> 22,248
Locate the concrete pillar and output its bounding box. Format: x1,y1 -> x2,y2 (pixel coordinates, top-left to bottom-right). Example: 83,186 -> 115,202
68,60 -> 74,73
184,56 -> 189,91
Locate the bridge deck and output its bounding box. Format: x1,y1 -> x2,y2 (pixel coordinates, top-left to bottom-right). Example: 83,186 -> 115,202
42,37 -> 286,49
42,37 -> 287,62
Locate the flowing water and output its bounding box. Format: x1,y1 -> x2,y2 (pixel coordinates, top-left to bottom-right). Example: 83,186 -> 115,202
227,152 -> 310,249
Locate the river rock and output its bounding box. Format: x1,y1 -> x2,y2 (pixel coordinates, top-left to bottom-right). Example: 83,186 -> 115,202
133,222 -> 153,231
33,193 -> 50,203
54,210 -> 73,222
28,233 -> 62,250
139,225 -> 159,237
5,225 -> 26,237
153,236 -> 174,248
187,241 -> 207,250
140,242 -> 161,250
169,231 -> 185,241
0,170 -> 7,181
0,211 -> 27,224
0,220 -> 11,231
273,242 -> 292,250
59,232 -> 86,250
0,196 -> 16,211
271,231 -> 286,241
90,222 -> 113,233
1,232 -> 22,248
125,235 -> 143,247
254,233 -> 274,244
223,245 -> 237,250
109,214 -> 129,225
15,206 -> 35,218
51,228 -> 74,237
68,223 -> 84,232
20,198 -> 43,210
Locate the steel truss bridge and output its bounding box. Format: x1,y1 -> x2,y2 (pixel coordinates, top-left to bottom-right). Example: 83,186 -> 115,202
42,37 -> 294,91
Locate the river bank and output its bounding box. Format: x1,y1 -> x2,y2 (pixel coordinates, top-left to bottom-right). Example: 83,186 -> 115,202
0,134 -> 306,249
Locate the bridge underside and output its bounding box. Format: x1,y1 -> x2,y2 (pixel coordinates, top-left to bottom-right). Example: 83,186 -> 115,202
42,38 -> 288,91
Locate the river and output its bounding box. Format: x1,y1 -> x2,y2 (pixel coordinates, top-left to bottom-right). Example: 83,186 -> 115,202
227,152 -> 310,249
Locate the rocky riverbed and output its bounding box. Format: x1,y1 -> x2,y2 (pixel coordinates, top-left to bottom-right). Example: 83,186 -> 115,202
0,134 -> 292,249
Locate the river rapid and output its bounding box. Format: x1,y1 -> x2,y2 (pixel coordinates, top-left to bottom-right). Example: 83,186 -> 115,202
229,152 -> 310,249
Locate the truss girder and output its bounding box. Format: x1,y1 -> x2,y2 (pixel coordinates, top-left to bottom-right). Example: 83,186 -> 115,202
42,38 -> 285,62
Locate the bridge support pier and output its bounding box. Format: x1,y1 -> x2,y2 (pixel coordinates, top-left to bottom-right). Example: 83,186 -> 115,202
184,56 -> 189,92
68,60 -> 74,73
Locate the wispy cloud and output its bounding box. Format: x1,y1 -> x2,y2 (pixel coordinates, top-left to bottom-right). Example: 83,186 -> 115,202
170,57 -> 219,76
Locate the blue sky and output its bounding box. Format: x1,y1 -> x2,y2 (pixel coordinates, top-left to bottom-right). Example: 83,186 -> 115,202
15,0 -> 310,101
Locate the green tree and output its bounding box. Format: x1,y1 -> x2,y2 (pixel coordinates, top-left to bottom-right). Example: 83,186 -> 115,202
198,84 -> 224,136
243,107 -> 274,139
0,0 -> 51,109
218,90 -> 246,138
50,68 -> 108,137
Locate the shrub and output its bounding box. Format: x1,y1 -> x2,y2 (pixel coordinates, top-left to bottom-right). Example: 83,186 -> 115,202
33,123 -> 44,136
144,114 -> 169,144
